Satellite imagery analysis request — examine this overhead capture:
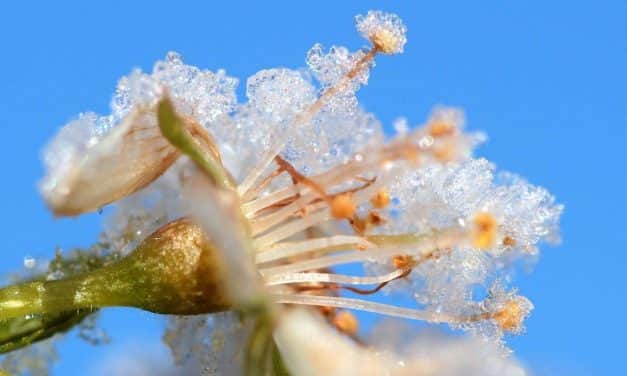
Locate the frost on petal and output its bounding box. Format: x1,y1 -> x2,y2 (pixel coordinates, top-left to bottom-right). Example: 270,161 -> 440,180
275,309 -> 526,376
393,332 -> 527,376
112,52 -> 238,125
355,10 -> 407,54
275,309 -> 392,376
39,108 -> 180,216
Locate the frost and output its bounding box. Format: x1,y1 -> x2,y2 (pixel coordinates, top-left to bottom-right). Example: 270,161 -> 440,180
246,68 -> 316,122
112,51 -> 238,124
306,43 -> 372,114
164,313 -> 253,376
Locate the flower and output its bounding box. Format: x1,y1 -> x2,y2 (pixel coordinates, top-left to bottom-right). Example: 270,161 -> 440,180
32,9 -> 562,375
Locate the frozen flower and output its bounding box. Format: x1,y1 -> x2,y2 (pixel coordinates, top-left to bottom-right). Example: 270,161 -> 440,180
23,9 -> 563,375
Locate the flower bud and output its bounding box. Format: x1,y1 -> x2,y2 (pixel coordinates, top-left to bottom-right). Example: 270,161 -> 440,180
0,218 -> 232,320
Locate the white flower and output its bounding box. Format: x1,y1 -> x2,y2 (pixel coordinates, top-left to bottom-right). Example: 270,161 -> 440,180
38,10 -> 562,374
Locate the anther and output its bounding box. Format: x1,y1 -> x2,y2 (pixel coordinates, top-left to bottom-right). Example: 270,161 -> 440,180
473,212 -> 498,250
370,188 -> 391,208
331,193 -> 356,219
332,310 -> 359,336
428,121 -> 456,138
493,299 -> 527,333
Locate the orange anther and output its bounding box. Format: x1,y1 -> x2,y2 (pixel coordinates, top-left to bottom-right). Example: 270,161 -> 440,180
473,212 -> 497,250
493,299 -> 525,332
331,193 -> 356,219
370,188 -> 391,208
332,310 -> 359,336
428,121 -> 456,137
392,254 -> 415,269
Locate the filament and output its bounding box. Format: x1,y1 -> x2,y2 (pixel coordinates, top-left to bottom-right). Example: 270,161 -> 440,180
273,293 -> 462,323
256,235 -> 374,264
264,268 -> 408,287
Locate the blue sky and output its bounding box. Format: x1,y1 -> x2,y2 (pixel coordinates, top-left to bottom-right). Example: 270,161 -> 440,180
0,1 -> 625,374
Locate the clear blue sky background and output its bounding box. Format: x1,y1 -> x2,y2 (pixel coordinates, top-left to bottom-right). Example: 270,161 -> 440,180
0,1 -> 625,374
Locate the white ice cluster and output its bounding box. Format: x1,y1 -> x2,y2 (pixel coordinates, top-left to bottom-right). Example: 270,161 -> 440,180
112,51 -> 238,123
306,43 -> 371,114
384,158 -> 562,252
365,156 -> 561,334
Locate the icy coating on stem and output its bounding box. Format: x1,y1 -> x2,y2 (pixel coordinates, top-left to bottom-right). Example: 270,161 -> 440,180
29,9 -> 563,376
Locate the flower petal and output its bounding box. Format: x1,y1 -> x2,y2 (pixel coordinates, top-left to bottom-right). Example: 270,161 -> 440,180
40,107 -> 180,216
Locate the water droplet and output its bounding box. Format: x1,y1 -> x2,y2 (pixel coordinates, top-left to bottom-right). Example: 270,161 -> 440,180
23,256 -> 36,269
418,135 -> 434,149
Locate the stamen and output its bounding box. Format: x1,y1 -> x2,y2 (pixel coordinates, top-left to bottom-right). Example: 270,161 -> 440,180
261,238 -> 449,277
275,156 -> 329,200
254,181 -> 382,248
272,293 -> 463,323
254,209 -> 332,249
241,145 -> 400,217
243,184 -> 300,217
249,165 -> 374,234
241,167 -> 285,202
250,195 -> 326,236
255,236 -> 374,264
490,296 -> 531,333
264,268 -> 408,287
238,142 -> 283,199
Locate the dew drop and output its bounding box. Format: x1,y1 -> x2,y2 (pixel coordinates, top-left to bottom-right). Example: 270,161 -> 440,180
23,256 -> 36,269
418,135 -> 434,149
